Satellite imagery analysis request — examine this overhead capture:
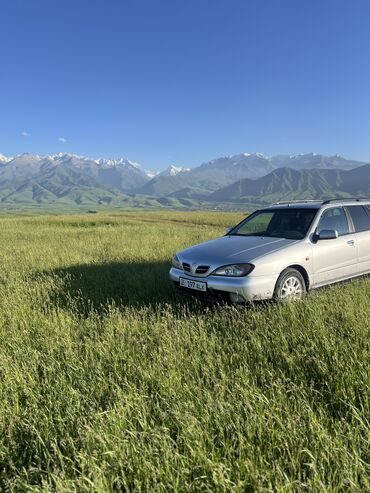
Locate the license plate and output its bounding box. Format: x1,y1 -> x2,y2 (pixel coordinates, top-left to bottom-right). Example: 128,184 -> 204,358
180,277 -> 207,292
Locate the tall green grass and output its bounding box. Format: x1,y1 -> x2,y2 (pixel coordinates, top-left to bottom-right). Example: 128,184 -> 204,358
0,212 -> 368,491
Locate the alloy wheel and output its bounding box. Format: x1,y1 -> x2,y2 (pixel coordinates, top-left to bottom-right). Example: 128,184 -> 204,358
280,275 -> 304,300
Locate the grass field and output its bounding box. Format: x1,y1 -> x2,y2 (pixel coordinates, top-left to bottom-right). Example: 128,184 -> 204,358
0,211 -> 368,492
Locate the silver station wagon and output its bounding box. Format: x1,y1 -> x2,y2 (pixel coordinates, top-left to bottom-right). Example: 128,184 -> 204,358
170,199 -> 370,302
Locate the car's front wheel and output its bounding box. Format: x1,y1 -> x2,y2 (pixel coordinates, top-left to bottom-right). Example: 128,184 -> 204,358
274,268 -> 306,301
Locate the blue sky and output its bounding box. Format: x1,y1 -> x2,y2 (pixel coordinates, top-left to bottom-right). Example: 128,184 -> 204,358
0,0 -> 369,170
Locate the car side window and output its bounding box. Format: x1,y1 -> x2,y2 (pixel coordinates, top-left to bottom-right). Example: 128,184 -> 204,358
317,207 -> 349,236
347,206 -> 370,232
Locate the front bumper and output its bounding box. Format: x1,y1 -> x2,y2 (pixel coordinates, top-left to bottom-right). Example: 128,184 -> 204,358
169,267 -> 277,302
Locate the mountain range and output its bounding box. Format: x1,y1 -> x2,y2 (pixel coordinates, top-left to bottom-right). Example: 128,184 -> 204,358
208,165 -> 370,203
0,153 -> 152,191
138,152 -> 365,198
0,151 -> 368,209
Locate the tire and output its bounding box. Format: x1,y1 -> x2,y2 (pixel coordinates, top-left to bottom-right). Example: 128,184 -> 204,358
273,268 -> 306,301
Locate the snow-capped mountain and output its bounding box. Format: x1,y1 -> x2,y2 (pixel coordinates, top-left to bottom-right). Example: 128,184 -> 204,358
50,153 -> 161,183
269,152 -> 362,170
160,165 -> 191,177
94,157 -> 142,169
0,153 -> 11,164
48,152 -> 144,170
7,153 -> 43,165
0,152 -> 152,191
146,170 -> 160,179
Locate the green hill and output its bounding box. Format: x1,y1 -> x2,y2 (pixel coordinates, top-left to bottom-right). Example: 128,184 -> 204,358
208,165 -> 370,203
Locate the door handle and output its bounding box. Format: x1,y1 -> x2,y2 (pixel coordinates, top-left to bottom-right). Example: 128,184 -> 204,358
347,240 -> 355,246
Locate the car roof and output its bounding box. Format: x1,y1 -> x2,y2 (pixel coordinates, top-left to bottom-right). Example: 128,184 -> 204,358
265,202 -> 323,210
265,199 -> 370,211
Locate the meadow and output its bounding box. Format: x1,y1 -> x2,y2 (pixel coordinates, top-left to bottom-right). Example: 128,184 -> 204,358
0,211 -> 368,492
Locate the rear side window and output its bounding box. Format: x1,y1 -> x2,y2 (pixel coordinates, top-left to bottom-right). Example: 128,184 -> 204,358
347,206 -> 370,232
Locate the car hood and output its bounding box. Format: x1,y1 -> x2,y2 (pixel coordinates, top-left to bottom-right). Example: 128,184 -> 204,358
178,235 -> 298,268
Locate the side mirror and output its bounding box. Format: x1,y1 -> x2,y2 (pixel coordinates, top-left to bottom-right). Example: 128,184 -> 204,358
317,229 -> 338,240
225,226 -> 233,235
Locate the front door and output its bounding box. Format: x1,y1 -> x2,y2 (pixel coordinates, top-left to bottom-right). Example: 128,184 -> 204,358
312,207 -> 357,286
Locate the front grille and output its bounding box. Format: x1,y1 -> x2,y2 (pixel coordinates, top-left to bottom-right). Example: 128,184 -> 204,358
182,263 -> 210,275
195,265 -> 210,275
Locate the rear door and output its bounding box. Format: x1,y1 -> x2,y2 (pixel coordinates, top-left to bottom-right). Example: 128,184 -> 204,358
311,206 -> 358,286
346,205 -> 370,275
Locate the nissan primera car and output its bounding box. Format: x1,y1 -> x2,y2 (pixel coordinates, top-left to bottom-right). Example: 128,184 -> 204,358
169,199 -> 370,302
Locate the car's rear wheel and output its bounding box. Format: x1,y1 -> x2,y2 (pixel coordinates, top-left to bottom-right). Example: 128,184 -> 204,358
274,268 -> 306,301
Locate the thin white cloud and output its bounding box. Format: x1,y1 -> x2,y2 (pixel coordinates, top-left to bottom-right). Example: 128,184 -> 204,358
21,131 -> 31,137
58,137 -> 67,143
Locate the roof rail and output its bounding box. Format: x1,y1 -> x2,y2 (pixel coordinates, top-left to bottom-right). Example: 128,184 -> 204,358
321,197 -> 370,205
271,199 -> 322,206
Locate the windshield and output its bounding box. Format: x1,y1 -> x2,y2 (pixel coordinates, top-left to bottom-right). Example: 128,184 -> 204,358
230,208 -> 317,240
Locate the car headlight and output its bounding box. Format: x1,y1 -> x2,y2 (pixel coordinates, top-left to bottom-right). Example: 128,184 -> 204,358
172,254 -> 182,269
212,263 -> 254,277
